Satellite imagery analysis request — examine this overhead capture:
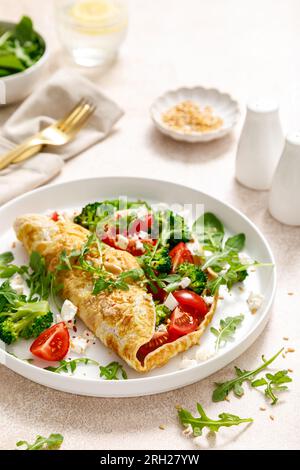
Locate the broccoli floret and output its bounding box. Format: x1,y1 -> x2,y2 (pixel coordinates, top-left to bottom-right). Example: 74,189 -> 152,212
155,304 -> 170,327
0,300 -> 52,345
151,247 -> 172,274
74,200 -> 150,231
176,262 -> 207,294
153,210 -> 191,247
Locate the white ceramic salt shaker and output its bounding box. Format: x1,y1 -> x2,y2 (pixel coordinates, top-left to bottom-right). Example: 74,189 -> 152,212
235,100 -> 284,190
268,132 -> 300,225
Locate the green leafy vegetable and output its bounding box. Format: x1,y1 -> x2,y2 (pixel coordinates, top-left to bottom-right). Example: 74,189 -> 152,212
0,251 -> 27,279
16,433 -> 63,450
155,303 -> 170,327
251,370 -> 292,405
153,209 -> 191,247
193,212 -> 224,251
0,16 -> 45,77
225,233 -> 246,252
74,199 -> 150,231
178,402 -> 252,436
212,348 -> 284,402
176,262 -> 207,294
0,281 -> 52,344
99,361 -> 128,380
210,314 -> 244,351
45,358 -> 99,374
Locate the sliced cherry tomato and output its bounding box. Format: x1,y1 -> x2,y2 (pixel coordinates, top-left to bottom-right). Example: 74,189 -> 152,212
169,242 -> 193,272
137,330 -> 169,362
30,322 -> 70,361
148,283 -> 166,302
173,289 -> 208,317
128,214 -> 154,236
168,306 -> 198,340
51,211 -> 59,222
168,290 -> 209,340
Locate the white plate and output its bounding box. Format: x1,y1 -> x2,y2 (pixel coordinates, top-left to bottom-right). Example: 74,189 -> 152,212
150,86 -> 240,142
0,177 -> 275,397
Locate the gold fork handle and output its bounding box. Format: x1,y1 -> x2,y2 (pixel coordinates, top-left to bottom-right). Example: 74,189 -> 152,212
0,141 -> 43,171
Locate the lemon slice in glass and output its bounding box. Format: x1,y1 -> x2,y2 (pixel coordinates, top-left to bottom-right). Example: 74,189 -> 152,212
69,0 -> 127,34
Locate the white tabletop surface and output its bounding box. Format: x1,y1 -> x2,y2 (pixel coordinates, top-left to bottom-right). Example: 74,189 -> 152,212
0,0 -> 300,450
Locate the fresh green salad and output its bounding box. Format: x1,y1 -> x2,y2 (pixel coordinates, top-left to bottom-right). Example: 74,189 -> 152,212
0,16 -> 45,77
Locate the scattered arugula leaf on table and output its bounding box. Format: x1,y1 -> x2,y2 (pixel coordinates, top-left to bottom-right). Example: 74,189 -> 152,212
178,402 -> 252,436
251,370 -> 292,405
210,314 -> 244,352
212,348 -> 284,402
16,433 -> 63,450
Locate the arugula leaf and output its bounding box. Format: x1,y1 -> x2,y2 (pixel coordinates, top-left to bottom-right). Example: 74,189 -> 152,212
178,402 -> 252,436
27,251 -> 54,301
225,233 -> 246,252
99,361 -> 128,380
193,212 -> 224,251
0,252 -> 14,265
45,358 -> 99,374
251,370 -> 292,405
16,433 -> 63,450
210,314 -> 244,351
0,251 -> 27,279
212,348 -> 284,402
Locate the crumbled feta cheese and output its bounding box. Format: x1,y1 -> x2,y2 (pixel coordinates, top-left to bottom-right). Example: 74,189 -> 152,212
164,292 -> 179,311
186,239 -> 204,256
138,230 -> 149,240
182,424 -> 194,436
157,323 -> 168,332
135,239 -> 145,252
116,234 -> 129,250
9,273 -> 27,295
179,277 -> 191,289
203,295 -> 214,305
61,299 -> 78,322
179,358 -> 198,369
195,347 -> 215,362
70,336 -> 88,354
247,291 -> 264,314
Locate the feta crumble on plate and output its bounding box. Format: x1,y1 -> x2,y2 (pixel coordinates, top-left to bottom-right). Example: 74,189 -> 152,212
61,299 -> 78,322
247,291 -> 264,314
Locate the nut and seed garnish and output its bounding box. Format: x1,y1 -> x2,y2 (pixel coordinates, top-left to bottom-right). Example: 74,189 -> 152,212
159,424 -> 166,430
161,100 -> 223,134
287,292 -> 294,296
286,347 -> 295,353
259,406 -> 266,411
269,415 -> 275,421
282,336 -> 289,341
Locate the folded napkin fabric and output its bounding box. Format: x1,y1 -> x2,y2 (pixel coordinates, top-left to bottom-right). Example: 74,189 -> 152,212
0,69 -> 123,205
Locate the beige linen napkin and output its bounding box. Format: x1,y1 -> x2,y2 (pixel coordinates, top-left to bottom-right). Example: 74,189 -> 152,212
0,69 -> 123,205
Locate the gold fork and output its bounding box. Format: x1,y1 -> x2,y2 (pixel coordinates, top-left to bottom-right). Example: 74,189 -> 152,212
0,98 -> 96,171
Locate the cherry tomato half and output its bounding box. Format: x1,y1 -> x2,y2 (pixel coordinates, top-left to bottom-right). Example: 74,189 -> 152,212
30,322 -> 70,362
169,242 -> 193,272
137,330 -> 169,363
168,306 -> 199,340
172,290 -> 209,317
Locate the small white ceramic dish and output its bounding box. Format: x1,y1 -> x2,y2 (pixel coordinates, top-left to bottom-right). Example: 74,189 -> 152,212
0,177 -> 275,397
0,21 -> 49,105
150,86 -> 239,142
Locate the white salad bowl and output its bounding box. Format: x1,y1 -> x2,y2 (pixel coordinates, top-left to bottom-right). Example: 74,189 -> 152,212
0,21 -> 49,105
150,86 -> 240,142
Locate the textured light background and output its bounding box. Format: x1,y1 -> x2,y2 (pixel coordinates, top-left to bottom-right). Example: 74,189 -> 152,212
0,0 -> 299,450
